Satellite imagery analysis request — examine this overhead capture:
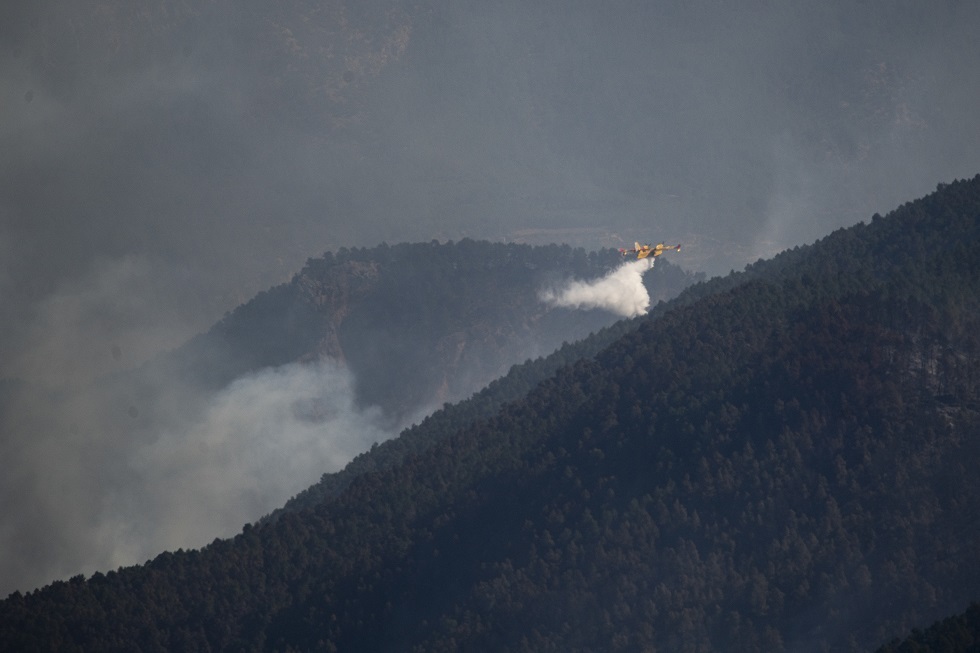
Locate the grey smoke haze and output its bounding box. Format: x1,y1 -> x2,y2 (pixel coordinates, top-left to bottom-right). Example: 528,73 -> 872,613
4,1 -> 980,375
0,360 -> 393,596
2,0 -> 980,593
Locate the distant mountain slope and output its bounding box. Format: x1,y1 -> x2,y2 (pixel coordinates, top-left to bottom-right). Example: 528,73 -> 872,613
162,240 -> 697,423
2,176 -> 978,651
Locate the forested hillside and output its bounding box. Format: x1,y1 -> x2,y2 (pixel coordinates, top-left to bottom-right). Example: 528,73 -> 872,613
276,176 -> 980,517
1,176 -> 978,651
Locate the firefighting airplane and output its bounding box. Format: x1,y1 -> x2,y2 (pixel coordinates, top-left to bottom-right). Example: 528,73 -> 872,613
619,241 -> 682,261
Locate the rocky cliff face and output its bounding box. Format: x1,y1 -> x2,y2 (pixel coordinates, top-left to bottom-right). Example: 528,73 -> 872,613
295,259 -> 382,363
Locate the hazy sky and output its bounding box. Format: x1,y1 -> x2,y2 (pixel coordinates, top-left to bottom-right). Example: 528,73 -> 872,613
1,0 -> 979,595
3,0 -> 979,376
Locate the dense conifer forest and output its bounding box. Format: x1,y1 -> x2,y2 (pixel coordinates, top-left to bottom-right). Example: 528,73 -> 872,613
1,176 -> 978,651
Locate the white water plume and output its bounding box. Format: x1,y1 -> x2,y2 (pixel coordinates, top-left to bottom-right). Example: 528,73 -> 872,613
541,259 -> 652,317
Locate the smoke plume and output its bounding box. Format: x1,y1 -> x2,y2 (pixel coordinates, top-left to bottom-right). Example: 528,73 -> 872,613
0,360 -> 393,597
541,259 -> 652,317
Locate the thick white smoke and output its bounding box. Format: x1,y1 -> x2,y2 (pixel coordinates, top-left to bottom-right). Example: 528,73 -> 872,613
0,360 -> 394,596
541,259 -> 652,317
